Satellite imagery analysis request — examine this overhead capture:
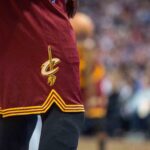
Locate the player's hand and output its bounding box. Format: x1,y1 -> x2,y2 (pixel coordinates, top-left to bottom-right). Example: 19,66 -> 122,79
66,0 -> 78,18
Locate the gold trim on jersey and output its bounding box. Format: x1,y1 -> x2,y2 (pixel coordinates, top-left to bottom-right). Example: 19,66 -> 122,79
0,89 -> 84,118
0,107 -> 2,115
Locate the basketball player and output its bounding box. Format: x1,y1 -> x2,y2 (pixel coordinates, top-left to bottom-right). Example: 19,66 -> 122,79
0,0 -> 84,150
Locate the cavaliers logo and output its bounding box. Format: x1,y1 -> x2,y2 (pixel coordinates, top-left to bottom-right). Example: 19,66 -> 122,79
41,46 -> 61,86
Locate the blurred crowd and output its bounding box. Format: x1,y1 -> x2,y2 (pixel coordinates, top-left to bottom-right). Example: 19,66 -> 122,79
76,0 -> 150,138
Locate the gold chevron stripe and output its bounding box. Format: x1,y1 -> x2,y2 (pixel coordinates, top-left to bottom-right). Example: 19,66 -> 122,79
0,89 -> 84,118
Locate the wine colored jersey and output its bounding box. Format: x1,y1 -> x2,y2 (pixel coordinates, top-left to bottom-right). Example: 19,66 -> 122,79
0,0 -> 84,117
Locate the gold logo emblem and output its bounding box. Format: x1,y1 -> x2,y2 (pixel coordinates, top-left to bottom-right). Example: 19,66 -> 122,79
41,46 -> 61,86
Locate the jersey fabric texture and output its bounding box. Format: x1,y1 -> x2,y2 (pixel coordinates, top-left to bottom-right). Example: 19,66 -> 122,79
0,0 -> 84,118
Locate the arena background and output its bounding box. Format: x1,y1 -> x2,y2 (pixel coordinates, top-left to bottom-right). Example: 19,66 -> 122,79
74,0 -> 150,150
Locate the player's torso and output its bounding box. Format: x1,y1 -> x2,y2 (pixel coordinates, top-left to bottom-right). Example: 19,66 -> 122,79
0,0 -> 73,48
0,0 -> 81,115
0,0 -> 76,71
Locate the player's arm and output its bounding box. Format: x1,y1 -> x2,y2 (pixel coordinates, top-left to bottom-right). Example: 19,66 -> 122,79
66,0 -> 78,18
